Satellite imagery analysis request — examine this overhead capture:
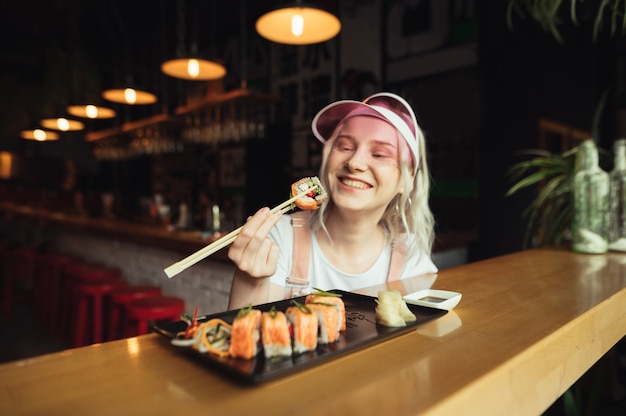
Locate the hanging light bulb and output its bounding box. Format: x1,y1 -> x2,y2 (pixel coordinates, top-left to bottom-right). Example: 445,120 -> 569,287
188,59 -> 200,77
67,104 -> 116,119
20,129 -> 60,141
291,13 -> 304,37
256,2 -> 341,45
125,88 -> 136,104
40,117 -> 85,131
58,118 -> 69,130
102,87 -> 157,105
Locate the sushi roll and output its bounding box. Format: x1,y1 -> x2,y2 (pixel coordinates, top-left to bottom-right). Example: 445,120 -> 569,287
228,306 -> 262,359
291,176 -> 328,210
306,303 -> 340,344
306,291 -> 346,332
261,307 -> 293,358
285,303 -> 318,354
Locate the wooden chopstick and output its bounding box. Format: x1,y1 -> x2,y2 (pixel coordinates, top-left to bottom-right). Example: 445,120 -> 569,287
171,204 -> 293,273
164,187 -> 316,278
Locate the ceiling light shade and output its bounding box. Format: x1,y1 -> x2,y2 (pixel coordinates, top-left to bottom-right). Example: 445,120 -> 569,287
40,117 -> 85,131
161,58 -> 227,80
67,104 -> 116,119
20,129 -> 60,141
256,4 -> 341,45
102,88 -> 157,105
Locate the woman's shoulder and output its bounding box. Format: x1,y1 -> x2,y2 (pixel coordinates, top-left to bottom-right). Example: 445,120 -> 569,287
391,233 -> 438,275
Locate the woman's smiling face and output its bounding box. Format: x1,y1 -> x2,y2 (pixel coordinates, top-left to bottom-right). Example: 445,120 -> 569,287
325,115 -> 405,214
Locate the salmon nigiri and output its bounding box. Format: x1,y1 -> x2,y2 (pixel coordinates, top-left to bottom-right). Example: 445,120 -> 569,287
285,303 -> 318,355
306,290 -> 346,332
228,306 -> 261,359
261,307 -> 293,358
306,302 -> 340,344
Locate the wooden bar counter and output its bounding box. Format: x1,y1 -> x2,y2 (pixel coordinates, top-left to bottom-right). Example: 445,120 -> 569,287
1,248 -> 625,415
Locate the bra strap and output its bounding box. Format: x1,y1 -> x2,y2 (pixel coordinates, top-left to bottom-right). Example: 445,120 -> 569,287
286,211 -> 312,297
387,240 -> 407,282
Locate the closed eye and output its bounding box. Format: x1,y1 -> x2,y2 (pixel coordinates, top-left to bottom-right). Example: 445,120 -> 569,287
371,142 -> 397,159
333,136 -> 355,152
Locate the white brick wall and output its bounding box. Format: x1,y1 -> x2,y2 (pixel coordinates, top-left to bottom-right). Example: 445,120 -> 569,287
55,232 -> 235,315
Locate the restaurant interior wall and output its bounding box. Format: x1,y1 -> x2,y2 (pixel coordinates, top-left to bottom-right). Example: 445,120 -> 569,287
0,0 -> 623,263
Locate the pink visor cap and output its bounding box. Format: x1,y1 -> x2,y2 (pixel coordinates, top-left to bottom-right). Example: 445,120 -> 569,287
312,92 -> 421,174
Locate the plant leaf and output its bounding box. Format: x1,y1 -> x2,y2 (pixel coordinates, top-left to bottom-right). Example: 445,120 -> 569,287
506,167 -> 569,196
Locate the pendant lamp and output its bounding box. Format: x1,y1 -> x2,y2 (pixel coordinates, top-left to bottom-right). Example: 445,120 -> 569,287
20,129 -> 60,141
102,87 -> 157,105
256,1 -> 341,45
67,104 -> 116,119
161,57 -> 226,81
161,0 -> 226,80
40,117 -> 85,131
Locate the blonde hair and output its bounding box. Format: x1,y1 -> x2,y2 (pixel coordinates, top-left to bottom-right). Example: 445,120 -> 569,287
308,119 -> 435,259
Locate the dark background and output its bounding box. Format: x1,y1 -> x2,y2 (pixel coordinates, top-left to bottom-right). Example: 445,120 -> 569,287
0,0 -> 622,263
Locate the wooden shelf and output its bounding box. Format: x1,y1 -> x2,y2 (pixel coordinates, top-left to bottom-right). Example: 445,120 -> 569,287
174,88 -> 281,115
85,89 -> 280,143
85,113 -> 177,142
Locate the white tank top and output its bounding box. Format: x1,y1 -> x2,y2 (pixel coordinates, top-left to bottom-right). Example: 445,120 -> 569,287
268,214 -> 437,294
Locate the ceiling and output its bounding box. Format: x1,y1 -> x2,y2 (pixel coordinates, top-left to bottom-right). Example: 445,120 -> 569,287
0,0 -> 339,151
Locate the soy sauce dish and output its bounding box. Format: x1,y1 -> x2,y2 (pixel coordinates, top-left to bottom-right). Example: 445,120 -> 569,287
403,289 -> 462,311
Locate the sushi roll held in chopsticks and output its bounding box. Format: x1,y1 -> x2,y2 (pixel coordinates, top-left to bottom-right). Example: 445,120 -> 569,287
261,307 -> 293,359
285,302 -> 319,355
291,176 -> 328,211
228,306 -> 262,360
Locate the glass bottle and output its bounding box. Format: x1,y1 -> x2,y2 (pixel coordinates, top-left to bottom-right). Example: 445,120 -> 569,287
608,139 -> 626,251
571,139 -> 609,254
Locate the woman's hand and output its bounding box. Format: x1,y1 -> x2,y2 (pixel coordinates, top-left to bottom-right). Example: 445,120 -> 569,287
227,207 -> 283,278
227,207 -> 284,309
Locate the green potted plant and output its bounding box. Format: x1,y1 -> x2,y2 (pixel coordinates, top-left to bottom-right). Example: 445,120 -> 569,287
507,0 -> 626,43
506,146 -> 579,248
506,89 -> 611,249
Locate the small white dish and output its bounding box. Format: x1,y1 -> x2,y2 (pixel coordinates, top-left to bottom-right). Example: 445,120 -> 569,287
403,289 -> 462,311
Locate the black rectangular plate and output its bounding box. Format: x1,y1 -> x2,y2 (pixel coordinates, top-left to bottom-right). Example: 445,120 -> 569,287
152,290 -> 447,384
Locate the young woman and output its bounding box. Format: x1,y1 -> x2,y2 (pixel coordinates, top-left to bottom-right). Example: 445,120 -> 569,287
227,92 -> 437,309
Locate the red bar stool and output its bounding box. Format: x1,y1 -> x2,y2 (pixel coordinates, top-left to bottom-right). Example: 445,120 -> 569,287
58,262 -> 92,339
1,246 -> 37,317
108,285 -> 163,340
125,296 -> 185,337
60,262 -> 121,341
35,252 -> 78,331
73,278 -> 128,348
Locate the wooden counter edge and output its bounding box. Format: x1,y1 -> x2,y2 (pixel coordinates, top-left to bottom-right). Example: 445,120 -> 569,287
422,285 -> 626,416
